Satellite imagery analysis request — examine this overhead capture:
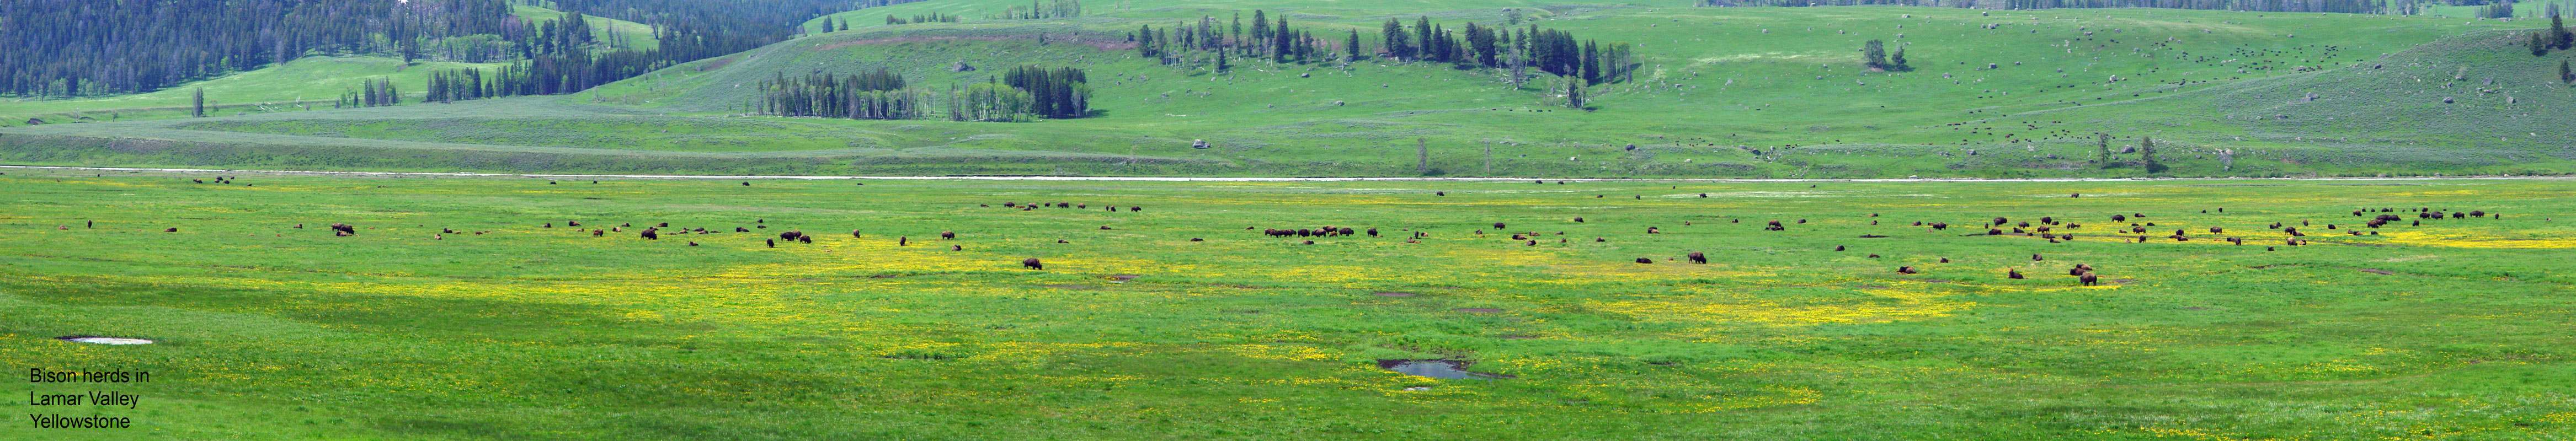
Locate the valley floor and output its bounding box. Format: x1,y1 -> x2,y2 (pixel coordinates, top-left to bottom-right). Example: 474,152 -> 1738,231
3,170 -> 2571,439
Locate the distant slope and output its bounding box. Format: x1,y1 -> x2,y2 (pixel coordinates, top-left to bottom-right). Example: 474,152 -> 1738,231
5,4 -> 2566,178
0,5 -> 656,128
2014,29 -> 2575,173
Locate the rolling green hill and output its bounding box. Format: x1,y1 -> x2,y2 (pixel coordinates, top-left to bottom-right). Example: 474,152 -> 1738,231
4,2 -> 2568,178
0,5 -> 654,130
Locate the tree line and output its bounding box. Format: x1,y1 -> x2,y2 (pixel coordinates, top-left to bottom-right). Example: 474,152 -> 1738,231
1,0 -> 518,96
1131,12 -> 1637,85
750,66 -> 1089,122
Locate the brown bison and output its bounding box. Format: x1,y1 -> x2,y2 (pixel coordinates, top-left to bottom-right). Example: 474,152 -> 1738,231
2078,272 -> 2100,286
1687,252 -> 1707,264
2008,269 -> 2025,279
641,229 -> 659,240
940,231 -> 955,239
1023,258 -> 1043,270
1635,257 -> 1654,264
1897,266 -> 1918,275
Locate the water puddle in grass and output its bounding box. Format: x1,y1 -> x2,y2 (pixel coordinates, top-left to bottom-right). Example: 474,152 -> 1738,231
1377,359 -> 1514,380
55,336 -> 153,345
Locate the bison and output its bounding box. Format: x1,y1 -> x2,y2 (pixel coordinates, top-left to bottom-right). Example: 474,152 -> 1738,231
1635,257 -> 1654,264
1687,251 -> 1707,264
2079,273 -> 2099,286
1897,266 -> 1918,275
1023,258 -> 1044,270
2008,269 -> 2025,279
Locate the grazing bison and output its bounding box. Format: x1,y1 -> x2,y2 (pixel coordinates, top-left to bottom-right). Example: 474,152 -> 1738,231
2209,227 -> 2224,233
1687,252 -> 1707,264
740,181 -> 750,186
1339,227 -> 1356,235
164,228 -> 179,233
2031,254 -> 2045,261
592,230 -> 605,237
1437,192 -> 1447,196
1366,228 -> 1379,237
798,236 -> 812,244
2008,269 -> 2025,279
1647,227 -> 1661,234
1023,258 -> 1044,270
1897,266 -> 1918,275
1493,222 -> 1508,229
1992,217 -> 2009,226
779,231 -> 804,240
1930,222 -> 1949,230
940,231 -> 956,239
2079,273 -> 2099,286
2110,214 -> 2127,222
1635,257 -> 1654,264
688,241 -> 698,246
642,229 -> 659,240
1574,217 -> 1585,223
1834,245 -> 1846,251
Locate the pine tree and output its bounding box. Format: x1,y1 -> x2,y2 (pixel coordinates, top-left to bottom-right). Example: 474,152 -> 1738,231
2534,32 -> 2553,57
2141,137 -> 2167,173
1215,51 -> 1229,73
1250,10 -> 1270,42
1346,30 -> 1363,61
2553,13 -> 2572,50
1890,48 -> 1909,71
191,88 -> 206,117
1862,40 -> 1889,69
1382,19 -> 1410,60
2095,132 -> 2111,163
2561,59 -> 2573,83
1416,17 -> 1435,61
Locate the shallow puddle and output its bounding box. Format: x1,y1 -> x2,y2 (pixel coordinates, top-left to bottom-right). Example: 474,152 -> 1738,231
56,336 -> 153,345
1377,359 -> 1513,380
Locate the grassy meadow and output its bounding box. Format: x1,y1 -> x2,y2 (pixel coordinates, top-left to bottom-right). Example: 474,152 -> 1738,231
4,170 -> 2573,439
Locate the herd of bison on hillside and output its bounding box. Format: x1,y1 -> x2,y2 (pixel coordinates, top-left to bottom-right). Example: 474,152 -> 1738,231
102,177 -> 2515,285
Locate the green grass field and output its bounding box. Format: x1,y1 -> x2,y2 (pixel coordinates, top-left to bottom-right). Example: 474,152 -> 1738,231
4,170 -> 2572,439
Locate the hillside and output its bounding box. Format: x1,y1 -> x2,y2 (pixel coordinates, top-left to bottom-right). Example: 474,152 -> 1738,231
3,3 -> 2568,178
0,4 -> 657,129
